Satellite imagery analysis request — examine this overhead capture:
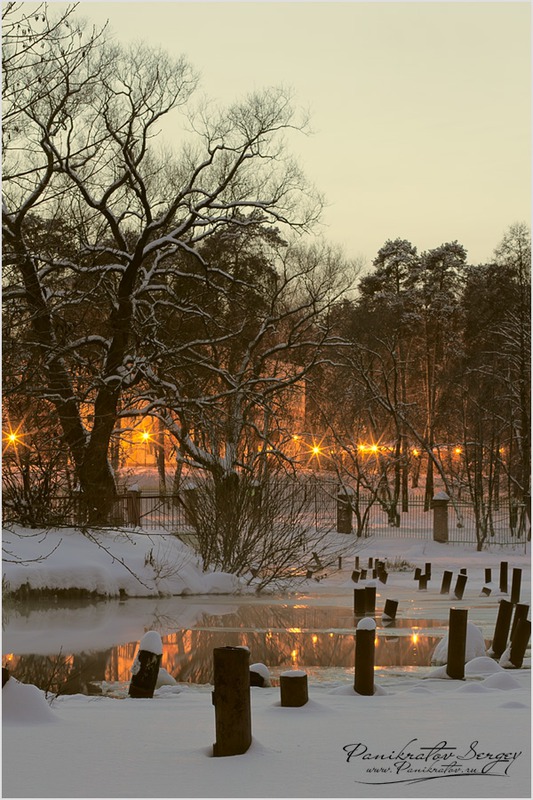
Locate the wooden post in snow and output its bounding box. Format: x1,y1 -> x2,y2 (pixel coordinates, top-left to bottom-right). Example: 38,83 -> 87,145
280,670 -> 308,707
364,585 -> 376,615
440,570 -> 453,594
446,608 -> 468,680
128,631 -> 162,698
453,573 -> 467,600
490,599 -> 514,659
212,646 -> 252,757
354,618 -> 376,696
353,588 -> 366,616
510,568 -> 522,604
499,561 -> 509,594
382,599 -> 398,621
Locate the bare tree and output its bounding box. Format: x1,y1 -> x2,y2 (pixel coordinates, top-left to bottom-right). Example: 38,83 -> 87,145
3,5 -> 325,522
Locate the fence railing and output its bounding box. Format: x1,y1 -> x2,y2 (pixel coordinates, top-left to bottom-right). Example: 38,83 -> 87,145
15,480 -> 528,549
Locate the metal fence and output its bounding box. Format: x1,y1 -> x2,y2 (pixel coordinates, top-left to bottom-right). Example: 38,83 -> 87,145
34,480 -> 530,549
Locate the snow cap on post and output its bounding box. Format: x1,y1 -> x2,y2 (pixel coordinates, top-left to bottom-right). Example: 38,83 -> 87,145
280,669 -> 307,677
129,631 -> 163,698
139,630 -> 163,656
250,662 -> 271,686
357,617 -> 377,631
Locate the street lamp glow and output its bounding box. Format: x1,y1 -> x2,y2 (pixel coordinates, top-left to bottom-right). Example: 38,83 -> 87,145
3,427 -> 26,450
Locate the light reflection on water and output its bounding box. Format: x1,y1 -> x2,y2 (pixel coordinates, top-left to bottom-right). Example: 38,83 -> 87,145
4,601 -> 450,693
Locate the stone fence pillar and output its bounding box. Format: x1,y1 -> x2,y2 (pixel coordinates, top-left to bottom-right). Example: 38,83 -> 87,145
127,485 -> 142,527
336,486 -> 354,534
431,491 -> 449,543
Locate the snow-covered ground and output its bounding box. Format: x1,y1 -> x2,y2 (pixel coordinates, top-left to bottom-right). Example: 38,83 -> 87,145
2,525 -> 531,798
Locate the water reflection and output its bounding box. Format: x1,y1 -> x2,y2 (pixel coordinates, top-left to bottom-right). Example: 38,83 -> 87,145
4,602 -> 448,693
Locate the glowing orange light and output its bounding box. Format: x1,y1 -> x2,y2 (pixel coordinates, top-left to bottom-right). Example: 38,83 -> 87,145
312,635 -> 318,644
374,636 -> 379,647
287,627 -> 302,633
412,448 -> 420,457
2,424 -> 31,452
312,445 -> 321,456
411,632 -> 419,645
454,447 -> 462,455
292,434 -> 300,441
141,431 -> 151,442
290,649 -> 298,662
370,444 -> 379,453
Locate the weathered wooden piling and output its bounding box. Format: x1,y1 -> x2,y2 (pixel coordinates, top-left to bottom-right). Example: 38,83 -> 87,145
508,618 -> 531,669
510,603 -> 529,640
440,570 -> 453,595
368,557 -> 373,569
280,670 -> 308,707
127,486 -> 142,527
491,599 -> 514,659
460,568 -> 467,575
414,567 -> 422,580
354,618 -> 376,695
418,574 -> 428,590
379,569 -> 388,585
499,561 -> 509,594
383,599 -> 398,620
2,667 -> 9,687
354,556 -> 360,570
484,568 -> 492,584
212,646 -> 252,757
360,569 -> 368,580
446,608 -> 468,679
354,588 -> 366,616
128,631 -> 163,698
510,568 -> 522,605
364,585 -> 376,615
351,570 -> 360,583
453,573 -> 467,600
425,563 -> 432,579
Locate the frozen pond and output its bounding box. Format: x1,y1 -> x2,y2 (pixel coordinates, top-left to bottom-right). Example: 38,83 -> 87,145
3,588 -> 499,693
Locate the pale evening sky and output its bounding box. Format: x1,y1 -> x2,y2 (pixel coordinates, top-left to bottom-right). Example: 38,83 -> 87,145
74,1 -> 530,267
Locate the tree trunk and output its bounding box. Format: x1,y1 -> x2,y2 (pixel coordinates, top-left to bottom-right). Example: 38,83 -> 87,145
78,389 -> 119,524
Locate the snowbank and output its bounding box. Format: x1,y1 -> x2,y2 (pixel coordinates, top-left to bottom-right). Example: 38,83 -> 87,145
2,526 -> 247,598
2,528 -> 530,798
431,621 -> 487,665
2,669 -> 530,798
